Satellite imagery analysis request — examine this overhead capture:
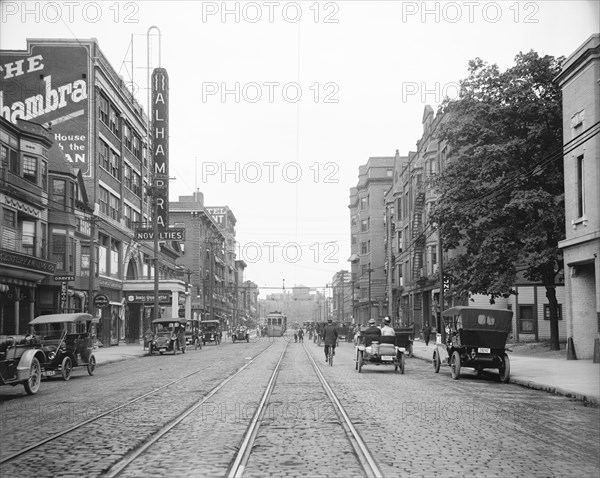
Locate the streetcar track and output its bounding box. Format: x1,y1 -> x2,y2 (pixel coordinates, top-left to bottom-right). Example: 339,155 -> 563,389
303,342 -> 384,478
0,342 -> 273,466
102,341 -> 278,478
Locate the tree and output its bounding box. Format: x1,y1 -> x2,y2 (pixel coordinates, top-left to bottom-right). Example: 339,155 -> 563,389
432,51 -> 565,350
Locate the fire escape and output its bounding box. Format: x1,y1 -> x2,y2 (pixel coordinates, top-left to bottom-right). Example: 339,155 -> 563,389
411,181 -> 426,282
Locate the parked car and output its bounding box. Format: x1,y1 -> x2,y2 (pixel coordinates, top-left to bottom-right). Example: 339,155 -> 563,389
232,325 -> 249,343
433,307 -> 513,382
29,313 -> 98,381
0,334 -> 46,395
149,318 -> 187,355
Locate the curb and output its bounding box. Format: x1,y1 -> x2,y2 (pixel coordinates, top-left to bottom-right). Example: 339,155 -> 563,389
411,349 -> 600,407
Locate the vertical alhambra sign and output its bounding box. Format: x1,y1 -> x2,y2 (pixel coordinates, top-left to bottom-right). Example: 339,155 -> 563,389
152,68 -> 169,232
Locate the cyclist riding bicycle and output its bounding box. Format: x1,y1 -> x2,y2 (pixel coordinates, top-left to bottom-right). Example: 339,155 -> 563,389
322,318 -> 339,363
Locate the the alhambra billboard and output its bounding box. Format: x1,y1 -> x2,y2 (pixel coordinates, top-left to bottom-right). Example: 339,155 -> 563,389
0,41 -> 92,175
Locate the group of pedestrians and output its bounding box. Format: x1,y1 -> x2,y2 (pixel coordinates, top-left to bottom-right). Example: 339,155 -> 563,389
294,328 -> 304,343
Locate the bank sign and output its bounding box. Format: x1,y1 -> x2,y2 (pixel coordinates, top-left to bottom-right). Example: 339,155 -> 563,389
0,42 -> 91,175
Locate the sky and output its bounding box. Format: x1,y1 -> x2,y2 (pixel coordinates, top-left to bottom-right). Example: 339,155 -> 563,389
1,0 -> 598,297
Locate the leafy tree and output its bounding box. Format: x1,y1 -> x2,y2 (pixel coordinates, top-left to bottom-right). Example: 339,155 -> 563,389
432,51 -> 565,350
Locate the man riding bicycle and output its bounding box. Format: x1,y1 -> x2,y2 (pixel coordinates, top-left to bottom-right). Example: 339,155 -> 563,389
322,318 -> 339,363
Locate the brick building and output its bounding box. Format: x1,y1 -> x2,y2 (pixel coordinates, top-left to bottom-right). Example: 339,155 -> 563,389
556,34 -> 600,361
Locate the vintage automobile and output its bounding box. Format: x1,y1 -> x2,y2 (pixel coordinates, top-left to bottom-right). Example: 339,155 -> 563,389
231,325 -> 249,343
433,307 -> 513,382
200,319 -> 222,345
355,328 -> 406,374
149,318 -> 187,355
0,334 -> 46,395
395,327 -> 414,357
185,318 -> 202,350
29,313 -> 98,381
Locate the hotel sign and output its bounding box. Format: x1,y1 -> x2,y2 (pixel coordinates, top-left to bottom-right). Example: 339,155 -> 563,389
152,68 -> 169,232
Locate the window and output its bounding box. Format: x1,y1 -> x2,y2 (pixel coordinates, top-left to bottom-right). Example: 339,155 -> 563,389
351,234 -> 357,245
41,222 -> 46,259
99,140 -> 110,172
22,155 -> 37,183
543,304 -> 563,321
132,171 -> 141,196
109,107 -> 119,136
109,194 -> 119,220
360,218 -> 369,232
3,208 -> 16,228
110,239 -> 120,278
396,197 -> 402,221
40,161 -> 47,190
52,234 -> 66,270
361,241 -> 369,255
21,221 -> 35,255
8,148 -> 18,174
99,95 -> 109,125
133,134 -> 141,159
124,204 -> 132,228
98,236 -> 108,275
351,216 -> 357,227
142,144 -> 147,166
110,150 -> 121,179
52,179 -> 67,209
99,187 -> 109,215
124,123 -> 132,150
577,155 -> 585,218
518,305 -> 535,333
386,168 -> 393,177
0,145 -> 7,168
397,231 -> 403,253
360,196 -> 369,210
123,163 -> 131,189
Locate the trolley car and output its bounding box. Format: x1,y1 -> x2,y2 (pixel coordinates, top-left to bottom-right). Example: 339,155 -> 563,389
265,312 -> 287,337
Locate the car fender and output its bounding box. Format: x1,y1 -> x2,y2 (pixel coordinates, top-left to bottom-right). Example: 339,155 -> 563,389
17,349 -> 46,381
436,344 -> 449,363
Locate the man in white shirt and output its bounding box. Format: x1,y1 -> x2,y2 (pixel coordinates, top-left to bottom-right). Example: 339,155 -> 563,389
380,317 -> 395,336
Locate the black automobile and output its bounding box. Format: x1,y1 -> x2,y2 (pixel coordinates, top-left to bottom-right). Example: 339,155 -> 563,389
0,334 -> 46,395
29,313 -> 98,381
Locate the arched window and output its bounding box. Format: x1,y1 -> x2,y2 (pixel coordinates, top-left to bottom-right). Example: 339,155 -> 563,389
126,259 -> 137,280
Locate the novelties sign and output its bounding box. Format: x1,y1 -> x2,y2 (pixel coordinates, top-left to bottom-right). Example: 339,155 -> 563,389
0,42 -> 91,175
152,67 -> 169,232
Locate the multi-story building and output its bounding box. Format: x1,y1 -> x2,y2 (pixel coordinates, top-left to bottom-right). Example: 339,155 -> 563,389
242,280 -> 259,327
331,270 -> 352,323
1,39 -> 188,344
348,156 -> 395,324
206,206 -> 237,327
386,105 -> 567,342
0,118 -> 56,334
556,34 -> 600,361
169,191 -> 226,324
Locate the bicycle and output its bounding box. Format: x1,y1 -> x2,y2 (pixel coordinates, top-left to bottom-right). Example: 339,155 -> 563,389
325,345 -> 335,366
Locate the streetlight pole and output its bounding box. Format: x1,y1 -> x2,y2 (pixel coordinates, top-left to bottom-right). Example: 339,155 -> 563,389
368,268 -> 373,321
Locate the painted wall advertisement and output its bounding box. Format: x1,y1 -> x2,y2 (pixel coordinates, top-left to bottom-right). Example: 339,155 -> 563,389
0,42 -> 91,175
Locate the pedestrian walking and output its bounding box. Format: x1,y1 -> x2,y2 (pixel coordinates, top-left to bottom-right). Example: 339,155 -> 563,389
298,327 -> 304,343
423,322 -> 432,346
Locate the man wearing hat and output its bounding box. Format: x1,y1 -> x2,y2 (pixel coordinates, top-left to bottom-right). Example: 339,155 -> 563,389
322,318 -> 339,362
381,317 -> 395,336
364,318 -> 381,336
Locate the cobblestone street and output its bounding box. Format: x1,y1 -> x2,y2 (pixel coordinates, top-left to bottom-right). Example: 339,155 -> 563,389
1,338 -> 598,477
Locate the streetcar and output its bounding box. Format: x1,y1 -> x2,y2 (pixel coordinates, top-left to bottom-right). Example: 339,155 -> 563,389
265,312 -> 287,337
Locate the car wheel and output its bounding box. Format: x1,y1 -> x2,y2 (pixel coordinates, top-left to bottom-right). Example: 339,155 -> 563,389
149,343 -> 154,354
87,355 -> 96,376
358,351 -> 363,373
24,357 -> 41,395
433,350 -> 441,373
499,353 -> 510,383
450,351 -> 461,380
61,356 -> 73,381
355,351 -> 359,370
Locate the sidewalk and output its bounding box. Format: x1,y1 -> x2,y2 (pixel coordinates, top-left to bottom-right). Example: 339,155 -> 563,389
411,339 -> 600,405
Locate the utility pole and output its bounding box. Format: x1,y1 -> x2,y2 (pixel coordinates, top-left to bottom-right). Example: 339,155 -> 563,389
87,216 -> 97,319
368,268 -> 373,321
438,224 -> 444,336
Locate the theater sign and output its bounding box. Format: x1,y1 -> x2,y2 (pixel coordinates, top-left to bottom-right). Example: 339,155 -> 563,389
0,42 -> 91,175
